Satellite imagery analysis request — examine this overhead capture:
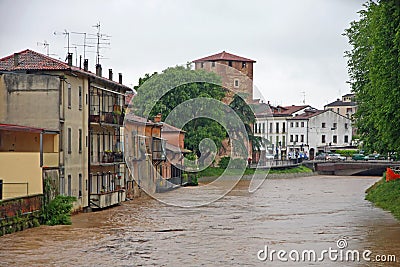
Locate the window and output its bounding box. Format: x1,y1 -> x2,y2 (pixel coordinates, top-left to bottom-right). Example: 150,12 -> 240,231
211,62 -> 215,67
282,136 -> 286,147
79,174 -> 82,198
337,108 -> 340,113
290,122 -> 294,128
254,123 -> 258,134
282,122 -> 286,133
201,62 -> 204,68
301,122 -> 304,127
67,84 -> 71,109
79,129 -> 82,153
67,175 -> 72,196
262,123 -> 265,134
322,135 -> 326,143
275,123 -> 279,133
333,123 -> 337,129
295,135 -> 299,142
322,122 -> 326,128
333,135 -> 337,143
276,136 -> 279,146
85,179 -> 88,191
228,61 -> 232,67
290,135 -> 293,142
79,86 -> 82,110
345,123 -> 348,129
301,135 -> 304,143
296,122 -> 299,127
344,135 -> 349,143
269,123 -> 273,133
234,79 -> 239,88
68,128 -> 72,154
242,62 -> 247,68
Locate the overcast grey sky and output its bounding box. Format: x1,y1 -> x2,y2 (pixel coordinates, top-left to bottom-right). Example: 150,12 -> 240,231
0,0 -> 365,108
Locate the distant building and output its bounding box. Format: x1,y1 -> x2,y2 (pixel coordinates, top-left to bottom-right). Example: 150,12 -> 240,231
324,93 -> 357,118
253,102 -> 310,160
193,51 -> 256,103
0,49 -> 131,210
287,109 -> 353,159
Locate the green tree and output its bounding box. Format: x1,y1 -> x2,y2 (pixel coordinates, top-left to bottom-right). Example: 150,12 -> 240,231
131,65 -> 227,156
344,0 -> 400,154
229,94 -> 263,153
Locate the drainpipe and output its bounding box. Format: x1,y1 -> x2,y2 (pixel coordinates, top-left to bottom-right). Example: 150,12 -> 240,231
40,131 -> 43,167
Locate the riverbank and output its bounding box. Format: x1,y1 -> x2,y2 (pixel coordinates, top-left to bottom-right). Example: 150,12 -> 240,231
199,165 -> 316,183
366,173 -> 400,220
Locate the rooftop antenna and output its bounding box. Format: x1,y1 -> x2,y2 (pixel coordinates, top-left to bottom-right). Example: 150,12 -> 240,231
301,91 -> 306,104
37,40 -> 49,56
91,22 -> 111,66
54,29 -> 71,61
71,31 -> 89,60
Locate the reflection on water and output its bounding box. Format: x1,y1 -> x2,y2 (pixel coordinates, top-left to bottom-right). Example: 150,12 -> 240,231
1,175 -> 400,266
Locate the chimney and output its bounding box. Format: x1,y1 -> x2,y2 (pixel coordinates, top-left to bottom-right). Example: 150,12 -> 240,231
154,113 -> 162,123
14,53 -> 19,67
67,53 -> 73,66
96,64 -> 102,77
109,69 -> 113,81
118,73 -> 122,84
83,59 -> 88,71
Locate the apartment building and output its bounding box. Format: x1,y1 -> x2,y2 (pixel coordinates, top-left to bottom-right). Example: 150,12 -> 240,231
0,49 -> 132,210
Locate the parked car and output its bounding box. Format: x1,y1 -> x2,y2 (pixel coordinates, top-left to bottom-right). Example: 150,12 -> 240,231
364,154 -> 380,160
352,154 -> 365,160
315,153 -> 328,160
327,153 -> 346,161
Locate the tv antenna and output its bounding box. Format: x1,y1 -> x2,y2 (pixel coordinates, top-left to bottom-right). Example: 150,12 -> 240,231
301,91 -> 306,104
37,40 -> 50,56
91,22 -> 111,65
54,29 -> 71,61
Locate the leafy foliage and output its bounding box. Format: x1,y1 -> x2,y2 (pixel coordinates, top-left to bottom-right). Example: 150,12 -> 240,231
344,0 -> 400,154
42,195 -> 76,226
132,65 -> 227,156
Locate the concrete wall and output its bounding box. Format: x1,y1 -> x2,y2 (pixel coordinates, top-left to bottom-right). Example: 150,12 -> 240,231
0,73 -> 60,130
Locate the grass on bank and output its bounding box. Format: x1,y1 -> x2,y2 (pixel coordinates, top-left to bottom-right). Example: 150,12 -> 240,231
199,165 -> 313,177
366,172 -> 400,220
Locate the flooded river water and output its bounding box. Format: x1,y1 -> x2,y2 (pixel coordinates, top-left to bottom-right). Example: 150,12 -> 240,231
1,175 -> 400,266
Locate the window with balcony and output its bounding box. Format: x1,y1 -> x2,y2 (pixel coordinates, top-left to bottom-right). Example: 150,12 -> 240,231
152,137 -> 166,161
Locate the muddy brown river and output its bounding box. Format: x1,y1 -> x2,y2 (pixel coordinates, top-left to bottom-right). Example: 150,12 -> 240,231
1,175 -> 400,266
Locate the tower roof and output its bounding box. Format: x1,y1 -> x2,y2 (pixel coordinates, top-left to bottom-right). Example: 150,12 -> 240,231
193,51 -> 256,63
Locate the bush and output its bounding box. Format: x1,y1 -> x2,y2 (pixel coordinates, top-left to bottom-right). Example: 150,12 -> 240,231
334,149 -> 358,157
42,195 -> 76,226
219,156 -> 230,169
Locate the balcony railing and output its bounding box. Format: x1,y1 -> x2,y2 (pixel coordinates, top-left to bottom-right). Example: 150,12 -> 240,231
91,151 -> 124,165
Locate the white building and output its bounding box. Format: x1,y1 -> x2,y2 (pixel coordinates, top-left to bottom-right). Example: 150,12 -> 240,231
253,103 -> 310,160
287,109 -> 353,159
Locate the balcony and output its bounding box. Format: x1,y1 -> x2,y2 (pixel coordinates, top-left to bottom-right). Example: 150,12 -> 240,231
89,112 -> 124,125
89,172 -> 125,209
152,137 -> 166,161
91,151 -> 124,165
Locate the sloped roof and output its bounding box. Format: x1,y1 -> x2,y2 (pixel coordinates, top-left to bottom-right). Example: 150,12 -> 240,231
288,109 -> 327,120
0,123 -> 44,133
0,49 -> 132,91
274,105 -> 309,115
193,51 -> 256,63
162,123 -> 186,133
324,100 -> 357,107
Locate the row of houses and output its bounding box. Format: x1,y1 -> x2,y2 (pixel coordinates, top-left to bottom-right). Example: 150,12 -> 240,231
0,49 -> 187,210
252,101 -> 353,161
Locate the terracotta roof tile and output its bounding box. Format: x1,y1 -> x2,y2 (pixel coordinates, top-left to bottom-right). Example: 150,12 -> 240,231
193,51 -> 255,63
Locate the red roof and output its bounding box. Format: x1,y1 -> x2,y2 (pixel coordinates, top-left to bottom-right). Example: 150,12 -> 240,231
288,109 -> 327,120
274,105 -> 310,116
0,49 -> 132,91
0,123 -> 44,133
0,49 -> 70,71
193,51 -> 255,63
162,123 -> 186,133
